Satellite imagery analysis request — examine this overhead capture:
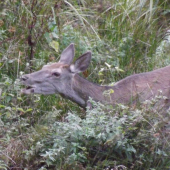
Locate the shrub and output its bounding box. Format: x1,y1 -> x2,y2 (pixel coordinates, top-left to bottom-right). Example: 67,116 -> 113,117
18,97 -> 170,169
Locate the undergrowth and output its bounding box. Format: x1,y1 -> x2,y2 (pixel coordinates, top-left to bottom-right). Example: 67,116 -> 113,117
1,97 -> 170,169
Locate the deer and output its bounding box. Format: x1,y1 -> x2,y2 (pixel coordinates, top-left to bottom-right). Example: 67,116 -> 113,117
21,43 -> 170,110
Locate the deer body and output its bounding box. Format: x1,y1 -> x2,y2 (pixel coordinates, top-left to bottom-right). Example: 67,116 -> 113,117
21,44 -> 170,109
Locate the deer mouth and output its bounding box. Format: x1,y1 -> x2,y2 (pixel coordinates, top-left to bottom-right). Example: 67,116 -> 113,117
21,86 -> 35,94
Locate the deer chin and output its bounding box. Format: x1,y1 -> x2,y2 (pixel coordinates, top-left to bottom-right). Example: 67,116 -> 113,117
21,86 -> 35,94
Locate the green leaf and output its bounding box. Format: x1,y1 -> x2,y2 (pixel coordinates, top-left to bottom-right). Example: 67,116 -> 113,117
0,105 -> 5,108
17,108 -> 25,112
49,41 -> 59,52
25,108 -> 33,112
17,97 -> 23,101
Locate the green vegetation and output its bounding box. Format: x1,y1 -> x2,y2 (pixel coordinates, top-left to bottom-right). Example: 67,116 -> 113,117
1,0 -> 170,169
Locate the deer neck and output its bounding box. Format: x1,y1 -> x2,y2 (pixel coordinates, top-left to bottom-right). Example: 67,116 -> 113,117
67,74 -> 111,108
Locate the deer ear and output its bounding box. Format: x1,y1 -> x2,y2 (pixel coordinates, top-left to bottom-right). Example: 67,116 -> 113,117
70,51 -> 92,73
59,43 -> 75,64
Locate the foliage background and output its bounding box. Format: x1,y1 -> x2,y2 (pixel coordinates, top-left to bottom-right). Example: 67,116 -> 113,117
0,0 -> 170,169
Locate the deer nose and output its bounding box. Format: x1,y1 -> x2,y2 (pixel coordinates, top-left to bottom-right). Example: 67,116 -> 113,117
21,75 -> 29,81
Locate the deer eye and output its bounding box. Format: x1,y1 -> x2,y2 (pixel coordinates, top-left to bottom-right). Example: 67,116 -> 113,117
52,72 -> 60,77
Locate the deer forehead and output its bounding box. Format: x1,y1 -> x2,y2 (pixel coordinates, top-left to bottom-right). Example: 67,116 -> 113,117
42,63 -> 69,72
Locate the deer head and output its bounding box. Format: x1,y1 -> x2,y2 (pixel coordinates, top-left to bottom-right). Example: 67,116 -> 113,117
21,44 -> 92,106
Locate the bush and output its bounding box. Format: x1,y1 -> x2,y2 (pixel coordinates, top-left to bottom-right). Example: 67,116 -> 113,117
16,97 -> 170,170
